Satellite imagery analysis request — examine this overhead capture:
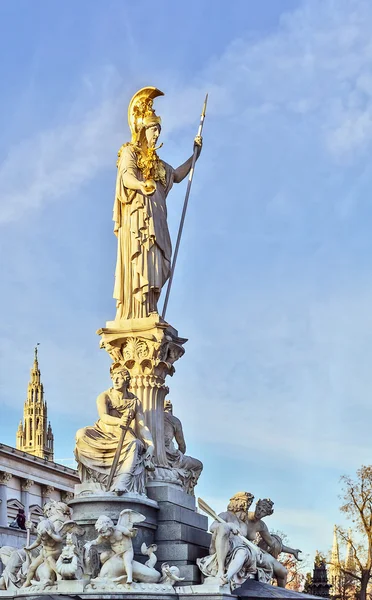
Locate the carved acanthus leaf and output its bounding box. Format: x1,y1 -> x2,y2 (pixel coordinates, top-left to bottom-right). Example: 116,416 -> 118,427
123,337 -> 149,361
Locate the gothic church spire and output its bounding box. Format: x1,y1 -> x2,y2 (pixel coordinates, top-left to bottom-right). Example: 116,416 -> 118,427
16,345 -> 54,460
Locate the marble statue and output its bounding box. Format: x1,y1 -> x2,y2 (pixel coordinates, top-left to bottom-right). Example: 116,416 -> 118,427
43,500 -> 73,531
0,546 -> 27,590
75,362 -> 154,494
113,86 -> 202,320
164,398 -> 203,494
0,499 -> 81,591
85,510 -> 161,584
197,492 -> 302,588
56,534 -> 81,580
258,532 -> 302,562
23,519 -> 64,587
197,493 -> 269,587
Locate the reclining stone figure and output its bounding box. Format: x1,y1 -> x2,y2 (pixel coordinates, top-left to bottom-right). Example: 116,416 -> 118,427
197,491 -> 302,588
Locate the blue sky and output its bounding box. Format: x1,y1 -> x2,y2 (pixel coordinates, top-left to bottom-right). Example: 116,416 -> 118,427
1,0 -> 371,564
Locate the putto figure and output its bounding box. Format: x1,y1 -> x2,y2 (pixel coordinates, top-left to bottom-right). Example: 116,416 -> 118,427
75,363 -> 154,494
164,398 -> 203,494
113,86 -> 202,320
85,510 -> 161,584
23,519 -> 63,588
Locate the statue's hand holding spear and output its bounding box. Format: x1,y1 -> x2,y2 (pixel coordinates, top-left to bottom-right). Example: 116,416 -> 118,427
193,134 -> 203,159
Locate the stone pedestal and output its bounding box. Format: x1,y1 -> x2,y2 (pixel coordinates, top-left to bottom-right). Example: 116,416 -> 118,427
69,492 -> 158,557
147,486 -> 210,586
97,314 -> 187,486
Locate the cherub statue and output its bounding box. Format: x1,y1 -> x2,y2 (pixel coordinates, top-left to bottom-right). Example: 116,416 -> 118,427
23,519 -> 64,588
85,511 -> 140,584
85,509 -> 162,584
0,497 -> 74,589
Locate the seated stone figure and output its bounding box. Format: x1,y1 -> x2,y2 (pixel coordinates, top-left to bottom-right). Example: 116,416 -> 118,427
198,492 -> 302,588
75,363 -> 154,494
164,398 -> 203,494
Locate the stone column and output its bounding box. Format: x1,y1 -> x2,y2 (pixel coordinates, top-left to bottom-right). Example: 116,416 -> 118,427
98,314 -> 186,485
21,479 -> 34,516
42,485 -> 54,507
0,472 -> 12,527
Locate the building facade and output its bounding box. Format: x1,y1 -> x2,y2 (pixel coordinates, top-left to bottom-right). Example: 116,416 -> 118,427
0,349 -> 79,550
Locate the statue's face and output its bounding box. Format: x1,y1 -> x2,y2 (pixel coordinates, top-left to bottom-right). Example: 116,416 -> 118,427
111,371 -> 127,391
164,400 -> 172,413
99,525 -> 114,538
145,124 -> 161,148
254,502 -> 272,520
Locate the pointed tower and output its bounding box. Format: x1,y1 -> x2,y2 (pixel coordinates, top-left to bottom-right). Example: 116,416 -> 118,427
329,525 -> 341,596
16,346 -> 54,461
345,529 -> 356,573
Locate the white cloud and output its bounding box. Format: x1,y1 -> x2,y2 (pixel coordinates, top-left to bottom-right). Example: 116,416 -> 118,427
0,95 -> 122,224
176,279 -> 372,472
2,0 -> 372,225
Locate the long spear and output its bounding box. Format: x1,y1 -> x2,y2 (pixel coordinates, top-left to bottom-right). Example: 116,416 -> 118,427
161,93 -> 208,320
106,408 -> 135,491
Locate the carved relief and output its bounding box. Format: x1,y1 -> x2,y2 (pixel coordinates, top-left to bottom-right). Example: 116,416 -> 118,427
61,491 -> 74,503
42,485 -> 55,497
21,479 -> 34,491
123,337 -> 149,361
0,471 -> 12,485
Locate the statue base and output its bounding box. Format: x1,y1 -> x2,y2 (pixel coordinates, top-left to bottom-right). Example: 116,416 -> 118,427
69,484 -> 210,587
69,490 -> 159,557
0,581 -> 324,598
147,485 -> 210,586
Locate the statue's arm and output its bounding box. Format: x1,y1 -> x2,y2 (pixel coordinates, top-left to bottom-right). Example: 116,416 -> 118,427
281,543 -> 302,560
173,137 -> 202,184
49,531 -> 63,543
117,524 -> 133,537
258,521 -> 276,547
135,401 -> 154,454
174,419 -> 186,454
96,394 -> 121,426
119,147 -> 149,195
25,534 -> 41,551
84,535 -> 102,550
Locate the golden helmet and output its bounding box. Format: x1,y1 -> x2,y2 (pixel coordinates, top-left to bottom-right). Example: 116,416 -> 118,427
128,86 -> 164,144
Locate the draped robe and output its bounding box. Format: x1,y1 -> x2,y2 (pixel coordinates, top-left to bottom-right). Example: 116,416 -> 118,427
113,145 -> 175,320
74,391 -> 152,494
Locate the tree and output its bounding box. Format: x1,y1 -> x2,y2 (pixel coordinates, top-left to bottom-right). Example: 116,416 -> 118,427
282,553 -> 307,591
270,530 -> 309,591
334,466 -> 372,600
